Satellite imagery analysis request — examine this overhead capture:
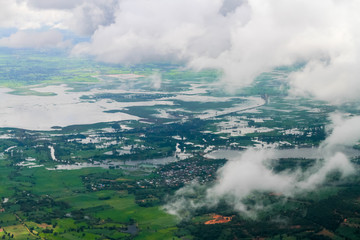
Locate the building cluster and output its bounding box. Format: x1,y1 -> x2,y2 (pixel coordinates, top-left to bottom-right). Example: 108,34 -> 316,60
145,159 -> 224,187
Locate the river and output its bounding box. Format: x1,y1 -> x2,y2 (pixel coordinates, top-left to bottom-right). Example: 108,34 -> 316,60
205,147 -> 360,160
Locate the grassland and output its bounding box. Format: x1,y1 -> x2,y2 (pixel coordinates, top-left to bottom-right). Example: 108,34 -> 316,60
0,161 -> 179,239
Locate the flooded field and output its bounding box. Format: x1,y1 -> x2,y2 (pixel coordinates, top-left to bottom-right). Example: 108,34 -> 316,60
205,147 -> 360,160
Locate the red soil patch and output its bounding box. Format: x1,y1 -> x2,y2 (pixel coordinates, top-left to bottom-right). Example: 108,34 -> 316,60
204,214 -> 233,225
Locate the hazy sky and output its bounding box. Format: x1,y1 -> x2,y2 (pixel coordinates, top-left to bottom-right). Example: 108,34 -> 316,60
1,0 -> 360,103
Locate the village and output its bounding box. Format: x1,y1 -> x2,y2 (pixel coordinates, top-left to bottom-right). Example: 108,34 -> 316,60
143,157 -> 226,188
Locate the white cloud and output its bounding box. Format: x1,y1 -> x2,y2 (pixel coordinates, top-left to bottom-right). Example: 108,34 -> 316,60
0,0 -> 70,30
150,71 -> 162,89
69,0 -> 360,103
167,148 -> 355,218
72,0 -> 225,63
1,0 -> 360,103
25,0 -> 85,9
66,0 -> 118,36
0,0 -> 116,35
206,148 -> 354,214
166,114 -> 359,218
0,30 -> 71,49
219,0 -> 247,16
321,113 -> 360,153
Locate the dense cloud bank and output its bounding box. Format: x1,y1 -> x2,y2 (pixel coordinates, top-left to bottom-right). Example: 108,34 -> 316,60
1,0 -> 360,102
165,113 -> 359,218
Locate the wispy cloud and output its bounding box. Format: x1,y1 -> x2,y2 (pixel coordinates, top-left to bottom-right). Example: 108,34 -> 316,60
165,113 -> 359,218
0,30 -> 71,49
0,0 -> 70,30
70,0 -> 360,103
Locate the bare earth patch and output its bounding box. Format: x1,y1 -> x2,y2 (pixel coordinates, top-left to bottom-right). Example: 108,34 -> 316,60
204,214 -> 233,225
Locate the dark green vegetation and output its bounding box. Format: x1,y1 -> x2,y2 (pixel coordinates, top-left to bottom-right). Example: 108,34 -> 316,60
0,49 -> 360,239
174,164 -> 360,240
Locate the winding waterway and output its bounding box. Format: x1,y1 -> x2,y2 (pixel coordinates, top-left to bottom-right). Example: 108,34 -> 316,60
205,147 -> 360,160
